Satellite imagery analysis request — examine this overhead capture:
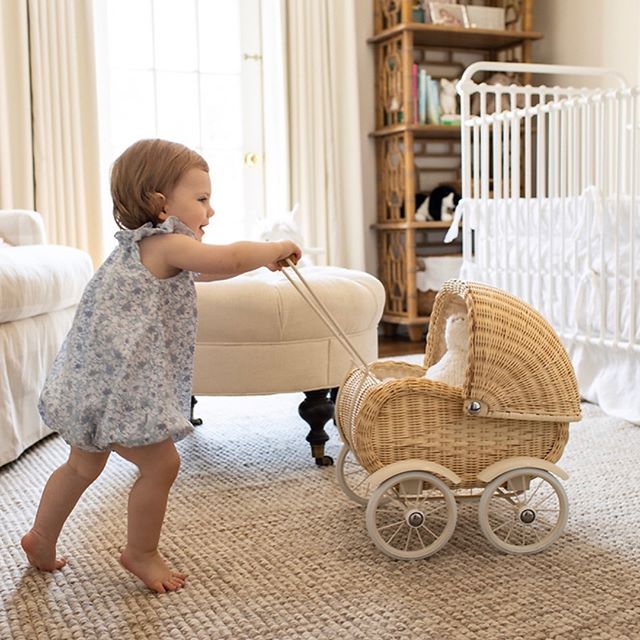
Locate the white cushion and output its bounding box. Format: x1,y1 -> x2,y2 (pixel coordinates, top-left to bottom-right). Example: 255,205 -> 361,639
0,209 -> 46,245
0,245 -> 93,323
193,266 -> 385,395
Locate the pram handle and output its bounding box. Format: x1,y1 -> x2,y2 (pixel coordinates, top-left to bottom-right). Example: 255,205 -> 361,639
277,253 -> 300,269
281,259 -> 377,380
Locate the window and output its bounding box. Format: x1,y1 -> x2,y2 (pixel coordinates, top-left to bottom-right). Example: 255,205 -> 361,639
93,0 -> 285,255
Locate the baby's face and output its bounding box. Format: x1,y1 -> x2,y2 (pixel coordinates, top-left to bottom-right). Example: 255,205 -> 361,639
162,169 -> 214,241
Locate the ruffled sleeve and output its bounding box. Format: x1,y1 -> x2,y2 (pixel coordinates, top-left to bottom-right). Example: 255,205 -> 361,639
115,216 -> 196,246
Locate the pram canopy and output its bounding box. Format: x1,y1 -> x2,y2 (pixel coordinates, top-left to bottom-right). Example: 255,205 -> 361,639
425,280 -> 582,423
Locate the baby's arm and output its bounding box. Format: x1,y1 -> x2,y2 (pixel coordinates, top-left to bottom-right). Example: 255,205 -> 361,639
154,235 -> 301,281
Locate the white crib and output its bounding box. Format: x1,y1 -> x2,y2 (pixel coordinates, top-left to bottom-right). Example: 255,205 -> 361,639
452,62 -> 640,424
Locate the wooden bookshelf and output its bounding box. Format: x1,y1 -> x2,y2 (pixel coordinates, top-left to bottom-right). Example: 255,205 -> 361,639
370,0 -> 540,341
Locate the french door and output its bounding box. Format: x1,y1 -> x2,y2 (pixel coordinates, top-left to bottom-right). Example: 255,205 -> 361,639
94,0 -> 272,251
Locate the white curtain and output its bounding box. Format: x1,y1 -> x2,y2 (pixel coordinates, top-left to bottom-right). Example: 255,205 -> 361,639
285,0 -> 367,269
0,0 -> 102,264
0,1 -> 34,210
29,0 -> 103,263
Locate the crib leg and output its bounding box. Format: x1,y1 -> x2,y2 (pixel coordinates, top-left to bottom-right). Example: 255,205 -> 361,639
299,389 -> 335,466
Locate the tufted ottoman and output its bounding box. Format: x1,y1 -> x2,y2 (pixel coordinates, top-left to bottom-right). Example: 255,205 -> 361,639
192,266 -> 385,465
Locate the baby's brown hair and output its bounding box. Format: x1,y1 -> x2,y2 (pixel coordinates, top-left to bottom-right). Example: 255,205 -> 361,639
111,139 -> 209,230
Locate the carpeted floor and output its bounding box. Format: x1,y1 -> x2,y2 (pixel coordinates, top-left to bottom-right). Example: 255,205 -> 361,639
1,389 -> 640,639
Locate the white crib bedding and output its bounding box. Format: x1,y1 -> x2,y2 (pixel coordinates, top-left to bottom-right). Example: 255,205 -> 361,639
462,194 -> 640,342
465,194 -> 639,274
461,193 -> 640,424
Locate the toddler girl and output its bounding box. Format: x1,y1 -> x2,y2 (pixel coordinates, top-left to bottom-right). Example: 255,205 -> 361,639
21,138 -> 301,593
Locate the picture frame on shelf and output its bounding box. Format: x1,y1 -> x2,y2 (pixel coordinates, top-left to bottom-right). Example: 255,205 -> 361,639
465,5 -> 506,30
428,2 -> 468,27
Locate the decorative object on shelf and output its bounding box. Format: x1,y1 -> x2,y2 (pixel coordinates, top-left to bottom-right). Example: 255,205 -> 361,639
440,114 -> 461,126
415,184 -> 461,222
465,5 -> 506,30
439,77 -> 459,117
428,2 -> 468,27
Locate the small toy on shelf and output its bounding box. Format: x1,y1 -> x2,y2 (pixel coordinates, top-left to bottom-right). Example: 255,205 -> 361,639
415,184 -> 461,222
439,77 -> 459,117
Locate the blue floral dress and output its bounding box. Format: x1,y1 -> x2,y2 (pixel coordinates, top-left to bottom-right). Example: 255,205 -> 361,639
39,217 -> 197,451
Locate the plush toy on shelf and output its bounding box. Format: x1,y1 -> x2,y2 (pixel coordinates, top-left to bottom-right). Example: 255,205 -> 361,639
439,77 -> 459,117
425,313 -> 469,388
415,185 -> 461,222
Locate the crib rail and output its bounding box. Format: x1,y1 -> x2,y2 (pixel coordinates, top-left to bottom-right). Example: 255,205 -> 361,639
457,62 -> 639,353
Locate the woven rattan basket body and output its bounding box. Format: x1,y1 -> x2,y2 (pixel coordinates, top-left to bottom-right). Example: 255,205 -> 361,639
335,280 -> 581,489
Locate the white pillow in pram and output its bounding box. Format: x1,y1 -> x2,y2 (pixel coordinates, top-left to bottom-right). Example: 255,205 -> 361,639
425,313 -> 469,388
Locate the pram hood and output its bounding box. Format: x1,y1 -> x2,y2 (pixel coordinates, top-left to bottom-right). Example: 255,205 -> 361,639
425,280 -> 582,423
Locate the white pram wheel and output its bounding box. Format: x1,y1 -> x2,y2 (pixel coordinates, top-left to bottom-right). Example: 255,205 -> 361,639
366,471 -> 457,560
336,445 -> 370,506
478,467 -> 569,555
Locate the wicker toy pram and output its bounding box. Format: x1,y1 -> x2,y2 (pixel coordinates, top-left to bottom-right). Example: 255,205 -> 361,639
283,268 -> 581,559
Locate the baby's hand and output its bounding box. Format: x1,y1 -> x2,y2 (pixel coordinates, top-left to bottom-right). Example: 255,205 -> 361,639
267,240 -> 302,271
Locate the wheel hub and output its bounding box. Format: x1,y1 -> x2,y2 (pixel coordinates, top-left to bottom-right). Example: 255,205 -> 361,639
519,508 -> 536,524
406,510 -> 425,528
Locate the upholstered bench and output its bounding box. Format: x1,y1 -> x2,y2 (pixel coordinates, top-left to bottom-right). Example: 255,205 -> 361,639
192,266 -> 385,465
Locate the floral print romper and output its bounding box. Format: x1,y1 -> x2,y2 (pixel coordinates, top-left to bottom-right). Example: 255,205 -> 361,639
39,217 -> 197,451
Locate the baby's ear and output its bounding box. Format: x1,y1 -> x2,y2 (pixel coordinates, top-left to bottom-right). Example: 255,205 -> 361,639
151,192 -> 167,219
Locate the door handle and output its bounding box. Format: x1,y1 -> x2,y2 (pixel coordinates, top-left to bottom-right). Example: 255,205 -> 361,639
244,152 -> 258,167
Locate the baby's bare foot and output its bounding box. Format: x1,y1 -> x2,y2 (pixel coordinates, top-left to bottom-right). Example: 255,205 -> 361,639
119,547 -> 186,593
21,529 -> 67,571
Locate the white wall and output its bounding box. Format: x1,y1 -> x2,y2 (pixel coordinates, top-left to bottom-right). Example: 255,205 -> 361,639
533,0 -> 640,87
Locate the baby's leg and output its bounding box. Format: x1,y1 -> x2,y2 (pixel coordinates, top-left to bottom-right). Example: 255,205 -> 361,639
21,447 -> 110,571
112,439 -> 185,593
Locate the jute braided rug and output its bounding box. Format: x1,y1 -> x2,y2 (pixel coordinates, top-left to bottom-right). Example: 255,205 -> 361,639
1,389 -> 639,639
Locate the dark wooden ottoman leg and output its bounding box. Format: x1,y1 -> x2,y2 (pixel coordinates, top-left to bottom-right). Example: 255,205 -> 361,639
299,389 -> 335,466
190,395 -> 203,426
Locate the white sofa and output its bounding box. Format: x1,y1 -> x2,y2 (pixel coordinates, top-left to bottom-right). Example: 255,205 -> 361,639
0,210 -> 93,467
